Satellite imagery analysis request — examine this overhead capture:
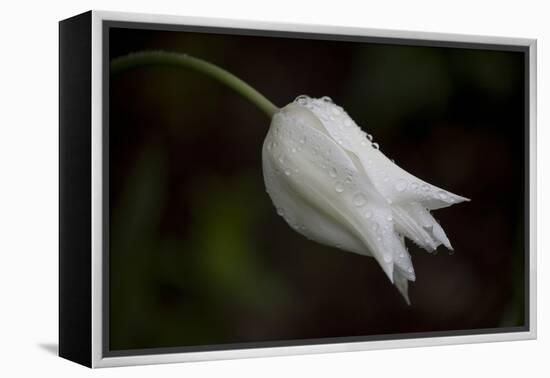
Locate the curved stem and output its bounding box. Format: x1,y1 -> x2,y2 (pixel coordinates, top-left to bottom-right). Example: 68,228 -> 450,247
110,51 -> 279,118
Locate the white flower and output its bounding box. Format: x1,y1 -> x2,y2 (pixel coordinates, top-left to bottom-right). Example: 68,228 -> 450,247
262,96 -> 469,304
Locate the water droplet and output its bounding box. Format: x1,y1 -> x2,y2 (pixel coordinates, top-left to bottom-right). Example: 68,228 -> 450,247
367,134 -> 373,141
329,167 -> 337,178
291,147 -> 297,153
360,140 -> 368,146
344,119 -> 352,127
284,169 -> 291,176
294,95 -> 310,105
395,179 -> 407,192
364,210 -> 372,218
353,193 -> 367,206
410,182 -> 419,191
278,156 -> 285,164
383,253 -> 393,263
335,182 -> 345,193
299,137 -> 306,144
331,107 -> 341,115
321,96 -> 333,103
422,183 -> 430,192
438,190 -> 448,200
387,215 -> 393,221
407,267 -> 413,273
372,142 -> 379,150
371,223 -> 379,231
337,139 -> 343,145
276,208 -> 285,216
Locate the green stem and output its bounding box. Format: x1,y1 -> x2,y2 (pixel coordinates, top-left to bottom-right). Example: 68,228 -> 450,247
110,51 -> 279,118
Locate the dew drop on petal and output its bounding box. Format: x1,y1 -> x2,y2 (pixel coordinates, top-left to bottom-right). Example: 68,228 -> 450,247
372,142 -> 379,150
294,95 -> 310,105
353,193 -> 367,207
329,167 -> 337,178
422,183 -> 430,192
284,169 -> 291,176
276,208 -> 284,216
438,190 -> 448,200
383,253 -> 393,263
410,182 -> 419,191
387,215 -> 393,221
321,96 -> 333,103
360,140 -> 368,146
364,210 -> 372,218
407,267 -> 413,273
367,134 -> 373,141
371,223 -> 379,232
299,136 -> 306,144
395,179 -> 407,192
335,182 -> 345,193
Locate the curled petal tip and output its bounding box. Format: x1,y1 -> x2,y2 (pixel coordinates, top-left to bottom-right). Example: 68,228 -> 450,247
383,262 -> 395,284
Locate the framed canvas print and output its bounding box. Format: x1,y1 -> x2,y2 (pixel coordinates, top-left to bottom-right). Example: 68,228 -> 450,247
59,10 -> 537,368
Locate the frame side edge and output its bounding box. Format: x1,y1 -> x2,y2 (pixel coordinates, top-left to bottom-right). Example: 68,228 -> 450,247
59,10 -> 93,368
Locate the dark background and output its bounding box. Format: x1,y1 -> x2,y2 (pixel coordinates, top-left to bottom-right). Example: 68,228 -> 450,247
108,26 -> 526,352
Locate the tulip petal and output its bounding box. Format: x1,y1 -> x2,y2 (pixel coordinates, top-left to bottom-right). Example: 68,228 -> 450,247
263,147 -> 367,256
264,104 -> 398,281
355,149 -> 470,210
301,97 -> 470,210
394,269 -> 411,305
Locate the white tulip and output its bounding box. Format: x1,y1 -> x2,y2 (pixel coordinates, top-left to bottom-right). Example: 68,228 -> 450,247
262,95 -> 469,304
